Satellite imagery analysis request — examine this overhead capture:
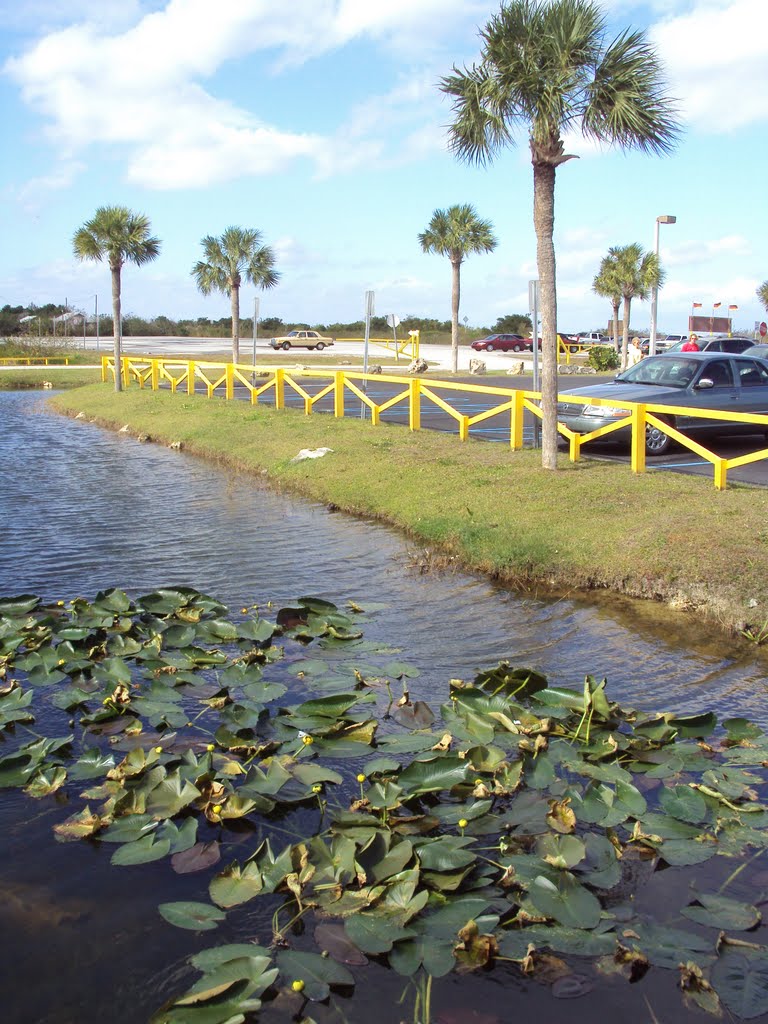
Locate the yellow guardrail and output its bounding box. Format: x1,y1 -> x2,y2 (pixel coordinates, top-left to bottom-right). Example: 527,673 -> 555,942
0,356 -> 71,365
339,330 -> 419,361
101,356 -> 768,490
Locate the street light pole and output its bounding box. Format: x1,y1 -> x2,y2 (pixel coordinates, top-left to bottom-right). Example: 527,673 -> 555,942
649,214 -> 676,356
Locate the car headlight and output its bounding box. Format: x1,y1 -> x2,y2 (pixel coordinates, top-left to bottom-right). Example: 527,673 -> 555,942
583,405 -> 629,418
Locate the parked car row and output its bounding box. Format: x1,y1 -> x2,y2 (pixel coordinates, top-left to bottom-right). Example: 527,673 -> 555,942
556,351 -> 768,456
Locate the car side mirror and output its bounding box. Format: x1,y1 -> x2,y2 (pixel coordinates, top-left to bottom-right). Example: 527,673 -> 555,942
696,378 -> 714,389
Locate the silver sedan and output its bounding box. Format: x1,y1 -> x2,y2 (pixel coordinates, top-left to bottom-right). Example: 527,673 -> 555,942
556,353 -> 768,456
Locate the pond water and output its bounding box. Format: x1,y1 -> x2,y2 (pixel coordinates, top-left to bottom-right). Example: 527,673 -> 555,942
1,390 -> 767,1024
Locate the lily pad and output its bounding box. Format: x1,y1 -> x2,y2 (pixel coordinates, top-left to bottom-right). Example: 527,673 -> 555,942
275,950 -> 354,1001
158,901 -> 227,931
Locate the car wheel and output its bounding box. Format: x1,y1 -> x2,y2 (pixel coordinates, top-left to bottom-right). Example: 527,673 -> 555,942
569,345 -> 578,354
512,343 -> 522,352
281,342 -> 291,351
485,343 -> 494,352
315,342 -> 325,351
645,418 -> 673,456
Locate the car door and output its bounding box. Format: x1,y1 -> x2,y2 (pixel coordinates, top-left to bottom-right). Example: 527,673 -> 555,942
731,359 -> 768,436
677,358 -> 738,434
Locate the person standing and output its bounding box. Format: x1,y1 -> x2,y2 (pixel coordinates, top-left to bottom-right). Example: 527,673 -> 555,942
681,334 -> 700,351
627,337 -> 644,366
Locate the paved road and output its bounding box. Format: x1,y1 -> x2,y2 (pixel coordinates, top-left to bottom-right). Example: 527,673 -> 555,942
107,337 -> 768,487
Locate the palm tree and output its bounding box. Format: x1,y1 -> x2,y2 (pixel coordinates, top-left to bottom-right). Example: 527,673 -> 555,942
757,281 -> 768,312
192,227 -> 280,363
418,205 -> 497,373
612,243 -> 664,368
72,206 -> 160,392
440,0 -> 680,469
592,250 -> 623,353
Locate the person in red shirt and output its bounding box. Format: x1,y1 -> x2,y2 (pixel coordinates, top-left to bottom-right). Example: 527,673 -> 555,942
681,334 -> 700,351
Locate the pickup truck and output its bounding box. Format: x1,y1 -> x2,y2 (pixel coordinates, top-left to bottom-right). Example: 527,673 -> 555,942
268,330 -> 335,351
575,332 -> 610,345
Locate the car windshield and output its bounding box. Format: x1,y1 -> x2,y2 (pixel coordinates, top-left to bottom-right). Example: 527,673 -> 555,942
615,356 -> 700,388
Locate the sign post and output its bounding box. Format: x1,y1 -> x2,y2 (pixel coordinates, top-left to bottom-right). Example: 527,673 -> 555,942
361,291 -> 375,419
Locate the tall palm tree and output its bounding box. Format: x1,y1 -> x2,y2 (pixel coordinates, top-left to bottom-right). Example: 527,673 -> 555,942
440,0 -> 680,469
612,243 -> 664,368
757,281 -> 768,313
418,204 -> 497,373
72,206 -> 160,392
593,248 -> 624,353
192,227 -> 280,364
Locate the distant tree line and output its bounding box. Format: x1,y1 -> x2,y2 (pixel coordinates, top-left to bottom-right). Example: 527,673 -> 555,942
2,304 -> 533,341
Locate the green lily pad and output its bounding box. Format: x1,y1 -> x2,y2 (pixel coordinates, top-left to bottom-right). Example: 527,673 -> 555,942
158,901 -> 227,931
111,833 -> 172,866
682,894 -> 761,931
528,873 -> 602,929
275,950 -> 354,1001
711,947 -> 768,1019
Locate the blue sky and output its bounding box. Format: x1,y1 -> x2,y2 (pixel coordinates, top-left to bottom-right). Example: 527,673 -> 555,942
1,0 -> 767,336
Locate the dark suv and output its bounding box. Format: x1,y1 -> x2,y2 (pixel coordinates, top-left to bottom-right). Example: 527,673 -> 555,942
471,334 -> 530,353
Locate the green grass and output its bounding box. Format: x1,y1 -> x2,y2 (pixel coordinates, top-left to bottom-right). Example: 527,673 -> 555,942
50,383 -> 768,636
1,367 -> 102,389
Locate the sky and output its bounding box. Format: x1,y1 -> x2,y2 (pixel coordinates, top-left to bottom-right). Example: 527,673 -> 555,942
1,0 -> 767,336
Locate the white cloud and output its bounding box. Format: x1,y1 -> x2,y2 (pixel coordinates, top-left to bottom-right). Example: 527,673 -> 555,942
9,160 -> 85,210
652,0 -> 768,131
3,0 -> 494,192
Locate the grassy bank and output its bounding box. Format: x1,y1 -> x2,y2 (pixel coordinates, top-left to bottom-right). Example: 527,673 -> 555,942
51,383 -> 768,636
1,367 -> 102,389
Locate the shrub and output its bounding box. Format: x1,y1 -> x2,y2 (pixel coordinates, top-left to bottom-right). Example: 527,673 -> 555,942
588,345 -> 620,372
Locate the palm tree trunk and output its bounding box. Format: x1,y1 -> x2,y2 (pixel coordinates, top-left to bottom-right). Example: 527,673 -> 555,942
621,296 -> 631,370
451,258 -> 461,374
111,263 -> 122,393
231,286 -> 240,364
612,301 -> 620,352
533,159 -> 558,470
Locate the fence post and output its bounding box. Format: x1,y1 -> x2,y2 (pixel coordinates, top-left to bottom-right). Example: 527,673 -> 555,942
226,363 -> 234,400
334,371 -> 345,418
122,357 -> 130,390
510,389 -> 525,449
101,356 -> 108,383
151,358 -> 160,391
630,405 -> 647,475
187,360 -> 196,396
275,368 -> 285,410
714,460 -> 727,490
409,378 -> 421,431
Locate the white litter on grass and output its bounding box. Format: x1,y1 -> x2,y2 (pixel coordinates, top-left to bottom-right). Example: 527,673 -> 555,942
290,447 -> 334,463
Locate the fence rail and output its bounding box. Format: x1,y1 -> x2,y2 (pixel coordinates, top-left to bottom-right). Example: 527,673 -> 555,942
101,355 -> 768,490
0,356 -> 71,366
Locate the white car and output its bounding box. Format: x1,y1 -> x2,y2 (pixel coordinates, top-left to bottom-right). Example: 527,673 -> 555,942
269,330 -> 335,351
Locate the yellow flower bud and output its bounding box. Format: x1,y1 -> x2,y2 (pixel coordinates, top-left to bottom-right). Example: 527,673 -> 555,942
458,819 -> 468,829
212,804 -> 222,814
302,735 -> 314,746
154,746 -> 163,754
356,774 -> 366,783
291,980 -> 305,993
206,743 -> 215,752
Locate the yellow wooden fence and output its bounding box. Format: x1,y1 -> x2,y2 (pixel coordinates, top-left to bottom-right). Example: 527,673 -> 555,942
101,356 -> 768,490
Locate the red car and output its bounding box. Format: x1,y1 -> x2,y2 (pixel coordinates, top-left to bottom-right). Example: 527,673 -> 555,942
471,334 -> 531,353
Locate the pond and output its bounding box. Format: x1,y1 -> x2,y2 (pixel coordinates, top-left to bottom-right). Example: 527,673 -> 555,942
1,390 -> 767,1024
